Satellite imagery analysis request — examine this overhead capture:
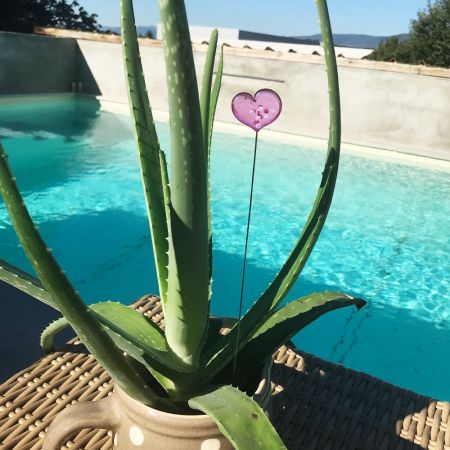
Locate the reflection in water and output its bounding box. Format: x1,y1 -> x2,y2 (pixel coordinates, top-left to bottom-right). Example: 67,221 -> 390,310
0,99 -> 132,193
0,98 -> 100,137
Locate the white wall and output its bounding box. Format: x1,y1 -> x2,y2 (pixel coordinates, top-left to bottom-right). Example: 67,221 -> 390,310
76,38 -> 450,159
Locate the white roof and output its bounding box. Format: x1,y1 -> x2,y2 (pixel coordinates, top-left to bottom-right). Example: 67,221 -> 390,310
156,24 -> 373,59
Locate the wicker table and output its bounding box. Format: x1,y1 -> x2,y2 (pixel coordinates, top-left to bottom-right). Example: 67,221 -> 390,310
1,295 -> 449,449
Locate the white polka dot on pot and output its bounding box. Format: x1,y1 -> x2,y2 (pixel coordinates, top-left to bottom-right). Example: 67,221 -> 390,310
128,425 -> 144,446
200,438 -> 221,450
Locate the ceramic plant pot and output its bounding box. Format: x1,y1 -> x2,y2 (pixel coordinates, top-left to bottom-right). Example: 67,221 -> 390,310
42,361 -> 272,450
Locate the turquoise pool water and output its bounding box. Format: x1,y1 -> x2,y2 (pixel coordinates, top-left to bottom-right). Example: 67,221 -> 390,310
1,99 -> 449,399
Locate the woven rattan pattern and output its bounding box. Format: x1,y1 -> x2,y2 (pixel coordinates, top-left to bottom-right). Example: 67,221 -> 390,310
1,295 -> 449,449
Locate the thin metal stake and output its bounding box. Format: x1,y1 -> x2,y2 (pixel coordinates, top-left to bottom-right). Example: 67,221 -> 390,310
233,132 -> 259,375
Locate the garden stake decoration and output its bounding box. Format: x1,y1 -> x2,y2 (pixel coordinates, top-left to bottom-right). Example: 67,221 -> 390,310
0,0 -> 366,448
231,89 -> 282,373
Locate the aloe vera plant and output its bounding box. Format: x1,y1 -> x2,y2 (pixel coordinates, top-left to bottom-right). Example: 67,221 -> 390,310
0,0 -> 366,447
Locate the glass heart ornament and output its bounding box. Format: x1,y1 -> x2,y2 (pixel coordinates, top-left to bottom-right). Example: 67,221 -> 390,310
231,88 -> 282,132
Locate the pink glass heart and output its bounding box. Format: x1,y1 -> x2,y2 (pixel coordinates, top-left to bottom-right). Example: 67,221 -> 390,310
231,89 -> 282,132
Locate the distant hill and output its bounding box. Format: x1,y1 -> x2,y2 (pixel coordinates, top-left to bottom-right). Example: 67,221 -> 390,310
294,34 -> 406,49
99,28 -> 403,50
101,25 -> 157,37
239,30 -> 319,45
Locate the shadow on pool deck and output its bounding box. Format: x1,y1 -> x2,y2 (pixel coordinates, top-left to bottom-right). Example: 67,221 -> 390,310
0,281 -> 74,381
270,347 -> 440,450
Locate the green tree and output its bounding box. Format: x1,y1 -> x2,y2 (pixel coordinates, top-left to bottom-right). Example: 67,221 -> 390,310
408,0 -> 450,67
138,30 -> 154,39
368,0 -> 450,67
367,35 -> 413,63
0,0 -> 100,34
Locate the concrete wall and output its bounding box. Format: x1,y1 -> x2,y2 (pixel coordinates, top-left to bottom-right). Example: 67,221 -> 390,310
76,37 -> 450,159
0,32 -> 76,94
215,53 -> 449,159
1,31 -> 449,159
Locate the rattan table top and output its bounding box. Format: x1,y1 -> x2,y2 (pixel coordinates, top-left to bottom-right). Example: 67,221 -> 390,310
1,295 -> 449,449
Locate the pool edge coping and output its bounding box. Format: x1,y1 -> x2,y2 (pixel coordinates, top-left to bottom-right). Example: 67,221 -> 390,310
97,98 -> 450,174
0,93 -> 449,173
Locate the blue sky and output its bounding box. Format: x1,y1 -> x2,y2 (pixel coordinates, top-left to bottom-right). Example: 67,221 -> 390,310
88,0 -> 429,36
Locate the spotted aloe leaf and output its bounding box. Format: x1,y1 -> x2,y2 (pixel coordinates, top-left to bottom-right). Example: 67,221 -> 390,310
158,0 -> 209,368
121,0 -> 170,307
199,0 -> 343,381
189,386 -> 287,450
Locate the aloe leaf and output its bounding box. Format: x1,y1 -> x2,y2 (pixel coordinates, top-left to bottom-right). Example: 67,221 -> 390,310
91,301 -> 193,373
0,143 -> 163,408
159,0 -> 209,367
121,0 -> 169,307
241,0 -> 341,323
40,317 -> 69,353
203,316 -> 238,352
200,29 -> 219,152
0,259 -> 55,308
201,0 -> 342,378
36,300 -> 188,394
207,45 -> 224,288
102,327 -> 196,403
200,29 -> 219,292
159,150 -> 172,234
232,293 -> 365,381
189,386 -> 287,450
36,303 -> 168,358
208,45 -> 224,154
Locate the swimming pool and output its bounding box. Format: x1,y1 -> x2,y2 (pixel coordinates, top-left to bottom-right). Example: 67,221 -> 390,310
1,98 -> 449,400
